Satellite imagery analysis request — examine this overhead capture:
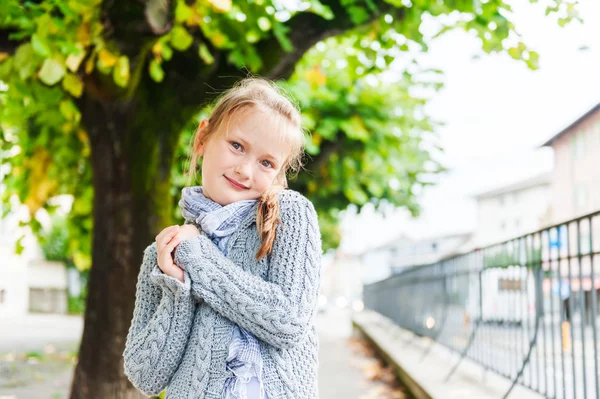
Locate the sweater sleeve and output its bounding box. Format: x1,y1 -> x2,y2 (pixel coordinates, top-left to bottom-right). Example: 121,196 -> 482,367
123,242 -> 196,396
173,196 -> 322,349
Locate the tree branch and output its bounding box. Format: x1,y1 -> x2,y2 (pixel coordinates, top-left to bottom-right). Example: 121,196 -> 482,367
0,28 -> 23,55
261,0 -> 397,80
305,133 -> 344,174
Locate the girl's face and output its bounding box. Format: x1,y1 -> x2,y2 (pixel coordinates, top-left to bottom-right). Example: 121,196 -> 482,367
197,108 -> 291,206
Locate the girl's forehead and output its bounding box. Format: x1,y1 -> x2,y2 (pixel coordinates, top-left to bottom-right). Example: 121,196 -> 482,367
224,109 -> 294,157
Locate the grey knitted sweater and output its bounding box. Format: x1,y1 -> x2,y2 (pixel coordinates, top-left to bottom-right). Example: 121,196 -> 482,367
123,190 -> 322,398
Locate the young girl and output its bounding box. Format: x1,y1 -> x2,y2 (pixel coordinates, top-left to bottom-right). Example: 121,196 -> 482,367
123,78 -> 322,399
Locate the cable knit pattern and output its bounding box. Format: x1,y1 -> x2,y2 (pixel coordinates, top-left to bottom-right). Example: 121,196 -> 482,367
123,244 -> 196,396
123,189 -> 322,399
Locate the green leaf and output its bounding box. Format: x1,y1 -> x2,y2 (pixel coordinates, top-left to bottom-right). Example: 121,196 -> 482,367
273,24 -> 293,52
14,43 -> 38,80
149,59 -> 164,82
162,43 -> 173,61
59,99 -> 81,121
0,57 -> 13,80
39,58 -> 66,86
175,2 -> 193,23
15,235 -> 26,255
198,43 -> 214,65
348,6 -> 369,24
308,1 -> 334,20
62,73 -> 84,97
171,25 -> 193,51
112,56 -> 130,87
31,34 -> 52,57
257,17 -> 271,31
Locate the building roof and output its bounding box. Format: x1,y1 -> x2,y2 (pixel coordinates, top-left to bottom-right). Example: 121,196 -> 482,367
474,172 -> 552,200
542,102 -> 600,147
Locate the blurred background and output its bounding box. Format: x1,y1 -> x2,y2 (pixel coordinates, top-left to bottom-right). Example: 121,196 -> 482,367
0,0 -> 599,398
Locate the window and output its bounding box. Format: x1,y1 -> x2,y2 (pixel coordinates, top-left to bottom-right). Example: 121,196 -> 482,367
499,196 -> 505,206
515,219 -> 521,229
500,220 -> 506,231
0,289 -> 4,304
570,131 -> 585,160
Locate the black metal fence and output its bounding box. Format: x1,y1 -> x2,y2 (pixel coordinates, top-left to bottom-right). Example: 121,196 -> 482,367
364,211 -> 600,399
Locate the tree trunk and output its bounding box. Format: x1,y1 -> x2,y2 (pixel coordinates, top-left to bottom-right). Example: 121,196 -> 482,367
69,97 -> 175,398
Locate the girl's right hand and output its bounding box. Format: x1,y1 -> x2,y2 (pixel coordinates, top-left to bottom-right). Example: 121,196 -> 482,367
155,225 -> 184,282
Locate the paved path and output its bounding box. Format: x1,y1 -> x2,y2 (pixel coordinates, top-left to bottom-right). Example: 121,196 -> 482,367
317,308 -> 381,398
0,314 -> 83,353
1,309 -> 395,398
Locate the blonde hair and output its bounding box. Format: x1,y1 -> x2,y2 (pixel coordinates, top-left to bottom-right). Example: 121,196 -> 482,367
186,77 -> 305,260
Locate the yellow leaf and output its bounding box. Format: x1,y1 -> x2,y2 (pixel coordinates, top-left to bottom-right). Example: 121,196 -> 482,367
76,129 -> 89,144
77,129 -> 91,157
186,8 -> 203,26
312,133 -> 322,145
208,0 -> 232,13
152,40 -> 163,57
85,52 -> 96,74
77,23 -> 91,46
73,250 -> 91,271
211,32 -> 227,48
98,48 -> 117,68
66,51 -> 85,73
0,52 -> 9,62
24,148 -> 57,215
62,73 -> 84,97
305,65 -> 326,86
62,122 -> 73,133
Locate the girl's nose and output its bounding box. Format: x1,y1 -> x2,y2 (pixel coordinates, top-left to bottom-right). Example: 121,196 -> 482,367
234,161 -> 252,180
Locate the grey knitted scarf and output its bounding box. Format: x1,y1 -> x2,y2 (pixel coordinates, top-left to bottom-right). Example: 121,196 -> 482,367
179,186 -> 256,254
178,186 -> 267,399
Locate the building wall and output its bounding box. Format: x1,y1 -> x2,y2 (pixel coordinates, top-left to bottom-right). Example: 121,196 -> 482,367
0,248 -> 29,316
551,109 -> 600,223
474,182 -> 551,248
0,252 -> 68,316
390,235 -> 470,268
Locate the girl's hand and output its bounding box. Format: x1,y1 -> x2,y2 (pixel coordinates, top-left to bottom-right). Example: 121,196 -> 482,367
155,225 -> 184,282
174,224 -> 201,243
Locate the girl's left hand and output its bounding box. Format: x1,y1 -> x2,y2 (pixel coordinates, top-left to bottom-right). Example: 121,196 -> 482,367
174,224 -> 201,244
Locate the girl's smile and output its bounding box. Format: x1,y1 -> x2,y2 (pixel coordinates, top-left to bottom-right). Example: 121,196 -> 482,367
224,175 -> 249,190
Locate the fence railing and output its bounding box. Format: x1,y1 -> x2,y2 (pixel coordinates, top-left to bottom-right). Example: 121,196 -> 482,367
364,210 -> 600,399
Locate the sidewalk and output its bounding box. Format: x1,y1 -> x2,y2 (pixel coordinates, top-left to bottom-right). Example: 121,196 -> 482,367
1,309 -> 399,398
0,314 -> 83,353
353,309 -> 546,399
317,307 -> 394,398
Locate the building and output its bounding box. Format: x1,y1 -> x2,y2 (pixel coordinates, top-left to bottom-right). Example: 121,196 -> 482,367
471,173 -> 552,249
357,232 -> 472,281
388,232 -> 472,272
542,102 -> 600,223
0,195 -> 72,316
0,250 -> 69,316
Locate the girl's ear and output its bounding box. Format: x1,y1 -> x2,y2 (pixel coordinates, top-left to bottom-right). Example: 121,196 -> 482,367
194,119 -> 209,156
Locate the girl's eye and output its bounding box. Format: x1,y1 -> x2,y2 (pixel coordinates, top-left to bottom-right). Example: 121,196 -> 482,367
231,142 -> 243,151
261,160 -> 273,168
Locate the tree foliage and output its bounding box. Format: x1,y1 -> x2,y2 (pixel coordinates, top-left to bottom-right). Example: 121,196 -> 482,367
1,0 -> 578,255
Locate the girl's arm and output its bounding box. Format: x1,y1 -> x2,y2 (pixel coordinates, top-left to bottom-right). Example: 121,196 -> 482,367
173,195 -> 322,350
123,242 -> 196,396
